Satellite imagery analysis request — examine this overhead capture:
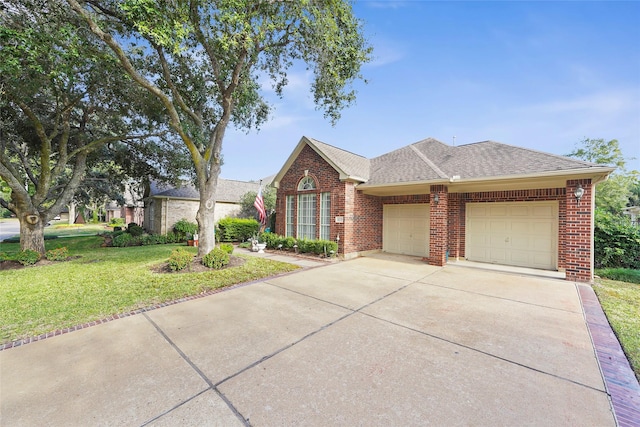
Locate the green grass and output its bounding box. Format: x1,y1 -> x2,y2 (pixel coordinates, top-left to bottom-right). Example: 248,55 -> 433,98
596,268 -> 640,284
0,236 -> 299,343
593,276 -> 640,381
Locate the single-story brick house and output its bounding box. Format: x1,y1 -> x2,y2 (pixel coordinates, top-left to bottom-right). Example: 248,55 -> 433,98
272,136 -> 614,282
143,179 -> 262,235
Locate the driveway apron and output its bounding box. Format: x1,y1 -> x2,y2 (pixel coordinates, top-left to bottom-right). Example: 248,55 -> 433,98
0,254 -> 616,426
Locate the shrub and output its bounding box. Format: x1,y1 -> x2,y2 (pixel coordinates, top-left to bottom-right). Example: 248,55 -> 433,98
202,247 -> 230,269
262,233 -> 337,256
217,218 -> 259,242
128,225 -> 144,237
141,234 -> 160,246
595,209 -> 640,269
109,218 -> 125,228
168,248 -> 193,271
0,251 -> 9,261
173,218 -> 198,240
219,243 -> 234,254
45,247 -> 69,261
165,232 -> 180,244
112,233 -> 133,247
16,249 -> 41,266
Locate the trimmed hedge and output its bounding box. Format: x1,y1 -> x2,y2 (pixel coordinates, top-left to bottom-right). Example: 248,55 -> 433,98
261,232 -> 337,256
217,218 -> 259,242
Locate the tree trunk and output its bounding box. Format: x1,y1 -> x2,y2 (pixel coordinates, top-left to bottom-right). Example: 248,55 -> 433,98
68,202 -> 76,225
18,211 -> 46,255
196,174 -> 219,256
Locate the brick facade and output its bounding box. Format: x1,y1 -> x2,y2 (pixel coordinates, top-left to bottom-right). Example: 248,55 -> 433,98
564,179 -> 594,282
275,142 -> 595,282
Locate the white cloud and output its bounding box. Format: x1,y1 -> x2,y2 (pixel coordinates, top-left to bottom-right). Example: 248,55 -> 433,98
367,38 -> 405,67
365,1 -> 410,10
522,88 -> 637,117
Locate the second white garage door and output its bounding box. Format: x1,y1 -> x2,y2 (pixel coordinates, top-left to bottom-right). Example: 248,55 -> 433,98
466,202 -> 558,270
383,204 -> 429,257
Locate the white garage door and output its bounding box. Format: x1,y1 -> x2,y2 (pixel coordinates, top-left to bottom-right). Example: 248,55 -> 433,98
466,202 -> 558,270
383,204 -> 429,257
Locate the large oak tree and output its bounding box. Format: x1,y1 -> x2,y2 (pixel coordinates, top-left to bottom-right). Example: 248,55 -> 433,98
0,1 -> 171,253
67,0 -> 372,255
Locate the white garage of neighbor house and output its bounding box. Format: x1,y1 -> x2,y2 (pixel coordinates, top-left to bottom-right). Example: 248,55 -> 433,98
143,179 -> 262,235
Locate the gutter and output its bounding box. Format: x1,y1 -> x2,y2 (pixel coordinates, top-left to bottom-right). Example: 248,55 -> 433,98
357,166 -> 614,190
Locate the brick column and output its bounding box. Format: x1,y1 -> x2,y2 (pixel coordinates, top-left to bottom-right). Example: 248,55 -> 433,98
428,185 -> 448,266
447,193 -> 461,260
565,179 -> 593,282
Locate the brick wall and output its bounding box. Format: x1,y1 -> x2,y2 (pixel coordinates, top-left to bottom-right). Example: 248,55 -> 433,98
275,144 -> 346,250
428,185 -> 448,266
564,179 -> 593,282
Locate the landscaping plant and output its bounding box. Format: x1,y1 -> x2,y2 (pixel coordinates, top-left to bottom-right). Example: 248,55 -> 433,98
16,249 -> 41,266
202,248 -> 230,269
168,248 -> 193,271
173,218 -> 198,241
45,247 -> 70,261
217,218 -> 259,242
219,243 -> 234,255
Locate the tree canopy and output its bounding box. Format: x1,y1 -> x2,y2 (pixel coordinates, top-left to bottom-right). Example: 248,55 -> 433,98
66,0 -> 373,255
568,138 -> 639,214
0,1 -> 172,252
239,186 -> 276,221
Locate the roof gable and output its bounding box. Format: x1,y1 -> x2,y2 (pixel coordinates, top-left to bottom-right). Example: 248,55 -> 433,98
273,136 -> 370,187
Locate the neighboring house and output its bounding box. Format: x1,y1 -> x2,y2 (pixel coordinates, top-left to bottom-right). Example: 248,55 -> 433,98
622,206 -> 640,227
272,136 -> 615,282
104,181 -> 145,226
143,179 -> 263,235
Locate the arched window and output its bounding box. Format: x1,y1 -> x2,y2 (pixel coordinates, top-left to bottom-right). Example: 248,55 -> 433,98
298,176 -> 316,191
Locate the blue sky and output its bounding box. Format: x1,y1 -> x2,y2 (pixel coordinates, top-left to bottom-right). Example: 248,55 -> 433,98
222,0 -> 640,182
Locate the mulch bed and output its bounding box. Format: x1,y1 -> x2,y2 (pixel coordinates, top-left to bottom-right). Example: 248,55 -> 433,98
151,255 -> 246,274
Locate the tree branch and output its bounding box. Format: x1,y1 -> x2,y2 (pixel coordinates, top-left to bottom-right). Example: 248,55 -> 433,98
154,42 -> 203,127
66,0 -> 203,167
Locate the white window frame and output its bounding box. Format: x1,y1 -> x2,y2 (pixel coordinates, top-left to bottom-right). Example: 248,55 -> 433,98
320,192 -> 331,241
297,193 -> 316,240
298,176 -> 316,191
285,195 -> 294,237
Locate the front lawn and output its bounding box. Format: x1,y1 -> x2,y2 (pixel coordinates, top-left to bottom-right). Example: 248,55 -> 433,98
593,273 -> 640,381
0,236 -> 298,344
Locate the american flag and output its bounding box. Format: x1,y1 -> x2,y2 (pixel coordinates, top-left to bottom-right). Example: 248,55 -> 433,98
254,185 -> 267,226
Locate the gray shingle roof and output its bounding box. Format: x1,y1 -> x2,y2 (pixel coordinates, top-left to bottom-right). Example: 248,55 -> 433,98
307,137 -> 370,181
149,179 -> 261,203
361,138 -> 604,186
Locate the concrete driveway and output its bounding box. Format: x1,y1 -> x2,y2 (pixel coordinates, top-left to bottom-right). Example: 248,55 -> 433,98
0,254 -> 616,426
